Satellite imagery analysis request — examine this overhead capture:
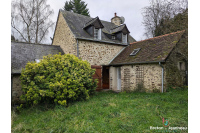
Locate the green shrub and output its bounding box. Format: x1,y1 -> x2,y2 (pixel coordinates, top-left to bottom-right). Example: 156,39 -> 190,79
134,82 -> 146,92
166,85 -> 188,92
152,88 -> 160,93
20,53 -> 97,108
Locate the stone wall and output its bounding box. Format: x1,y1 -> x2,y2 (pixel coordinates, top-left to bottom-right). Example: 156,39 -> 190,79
164,32 -> 188,87
12,75 -> 23,104
110,64 -> 163,92
78,40 -> 124,65
52,12 -> 77,55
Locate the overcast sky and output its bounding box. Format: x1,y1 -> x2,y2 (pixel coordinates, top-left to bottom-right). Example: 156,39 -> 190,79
46,0 -> 150,44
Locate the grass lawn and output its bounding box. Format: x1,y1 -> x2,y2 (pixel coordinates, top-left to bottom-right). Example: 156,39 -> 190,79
11,89 -> 188,133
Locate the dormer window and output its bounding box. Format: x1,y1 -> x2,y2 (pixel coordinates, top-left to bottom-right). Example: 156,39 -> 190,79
35,59 -> 41,63
112,36 -> 116,40
83,17 -> 104,40
94,28 -> 101,40
122,34 -> 127,43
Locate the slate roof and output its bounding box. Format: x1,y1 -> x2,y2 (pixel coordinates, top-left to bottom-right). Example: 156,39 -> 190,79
110,24 -> 129,34
110,30 -> 185,65
83,17 -> 103,29
11,42 -> 64,74
60,10 -> 136,44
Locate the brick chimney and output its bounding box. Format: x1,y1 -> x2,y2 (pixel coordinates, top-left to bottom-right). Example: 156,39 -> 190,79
111,12 -> 122,26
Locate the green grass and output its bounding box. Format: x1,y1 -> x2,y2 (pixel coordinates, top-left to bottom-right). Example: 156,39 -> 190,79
12,89 -> 188,133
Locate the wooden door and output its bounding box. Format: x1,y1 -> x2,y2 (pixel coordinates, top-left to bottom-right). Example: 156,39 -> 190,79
91,65 -> 102,90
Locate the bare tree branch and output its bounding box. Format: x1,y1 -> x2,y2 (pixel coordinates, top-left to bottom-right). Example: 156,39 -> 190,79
11,0 -> 54,44
142,0 -> 188,38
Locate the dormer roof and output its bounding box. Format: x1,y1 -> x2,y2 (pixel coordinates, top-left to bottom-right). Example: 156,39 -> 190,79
110,24 -> 130,34
83,17 -> 104,29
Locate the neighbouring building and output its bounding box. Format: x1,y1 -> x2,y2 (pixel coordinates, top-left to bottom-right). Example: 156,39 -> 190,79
11,42 -> 64,104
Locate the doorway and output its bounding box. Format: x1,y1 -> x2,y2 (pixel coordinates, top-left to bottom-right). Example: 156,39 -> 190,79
102,66 -> 109,89
117,67 -> 121,90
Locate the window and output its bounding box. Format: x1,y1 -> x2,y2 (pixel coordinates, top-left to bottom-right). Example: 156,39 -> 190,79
112,36 -> 115,40
122,34 -> 127,43
130,48 -> 141,56
35,59 -> 41,63
178,61 -> 185,71
94,28 -> 101,40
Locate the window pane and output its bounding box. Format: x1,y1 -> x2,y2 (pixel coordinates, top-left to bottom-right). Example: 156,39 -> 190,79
94,28 -> 98,39
122,34 -> 127,43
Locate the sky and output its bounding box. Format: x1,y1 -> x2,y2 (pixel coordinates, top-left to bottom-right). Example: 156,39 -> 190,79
46,0 -> 150,44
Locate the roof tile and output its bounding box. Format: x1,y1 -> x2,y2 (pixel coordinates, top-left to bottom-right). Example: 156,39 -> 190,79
11,42 -> 64,74
60,10 -> 136,44
110,30 -> 185,65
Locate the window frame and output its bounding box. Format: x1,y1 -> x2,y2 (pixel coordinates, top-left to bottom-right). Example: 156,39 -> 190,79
122,33 -> 127,43
35,59 -> 41,63
130,48 -> 141,56
94,28 -> 102,40
178,61 -> 185,71
112,35 -> 116,40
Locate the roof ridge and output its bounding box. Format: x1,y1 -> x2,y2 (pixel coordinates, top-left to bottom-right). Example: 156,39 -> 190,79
60,9 -> 117,27
60,9 -> 92,19
11,41 -> 61,47
84,16 -> 98,25
130,30 -> 185,45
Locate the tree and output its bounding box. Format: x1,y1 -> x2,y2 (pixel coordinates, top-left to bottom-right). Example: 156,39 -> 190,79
11,0 -> 54,44
64,0 -> 90,16
20,53 -> 97,108
11,35 -> 16,41
154,8 -> 188,36
142,0 -> 188,38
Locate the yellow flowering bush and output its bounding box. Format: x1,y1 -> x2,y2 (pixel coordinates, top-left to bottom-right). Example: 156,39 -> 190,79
20,53 -> 97,107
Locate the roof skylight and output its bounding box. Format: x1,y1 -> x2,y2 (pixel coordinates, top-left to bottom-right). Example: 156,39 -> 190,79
130,48 -> 141,56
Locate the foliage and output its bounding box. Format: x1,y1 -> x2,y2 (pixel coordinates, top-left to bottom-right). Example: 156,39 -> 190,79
19,53 -> 97,108
11,0 -> 54,43
152,88 -> 160,93
154,9 -> 188,36
142,0 -> 188,38
11,35 -> 16,41
64,0 -> 90,16
167,85 -> 188,92
134,82 -> 146,92
12,89 -> 188,132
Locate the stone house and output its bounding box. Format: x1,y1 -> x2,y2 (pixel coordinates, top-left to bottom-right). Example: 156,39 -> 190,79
11,10 -> 187,103
52,10 -> 136,90
11,42 -> 64,104
52,10 -> 188,92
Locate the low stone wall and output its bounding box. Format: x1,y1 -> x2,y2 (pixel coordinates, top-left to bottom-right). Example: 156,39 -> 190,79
12,75 -> 23,104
